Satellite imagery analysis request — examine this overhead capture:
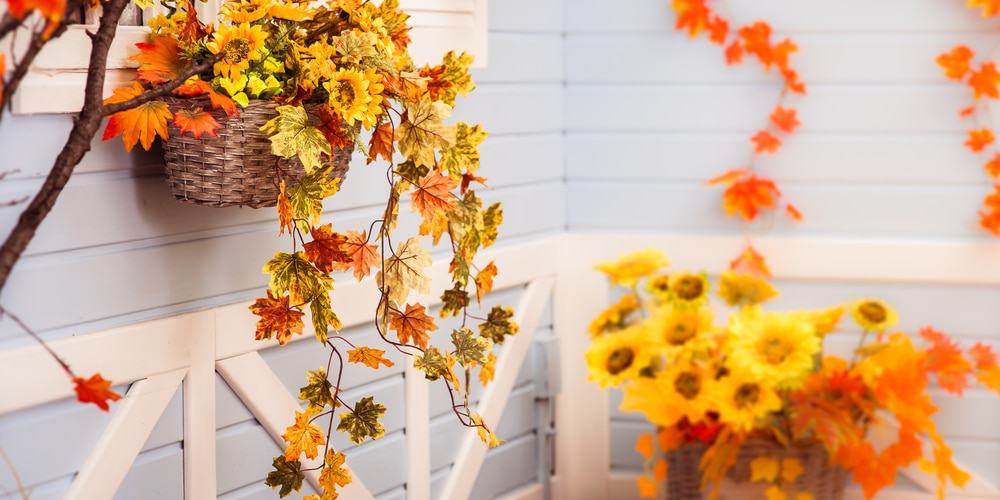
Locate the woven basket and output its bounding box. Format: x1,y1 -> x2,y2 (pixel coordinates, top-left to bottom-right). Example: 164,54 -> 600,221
666,440 -> 847,500
162,97 -> 354,208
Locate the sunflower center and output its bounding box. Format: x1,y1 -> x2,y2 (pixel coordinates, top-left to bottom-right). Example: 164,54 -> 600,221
605,347 -> 635,375
665,315 -> 698,345
674,371 -> 701,399
336,80 -> 357,106
859,302 -> 887,323
733,383 -> 761,409
757,335 -> 793,364
223,37 -> 252,64
672,276 -> 704,301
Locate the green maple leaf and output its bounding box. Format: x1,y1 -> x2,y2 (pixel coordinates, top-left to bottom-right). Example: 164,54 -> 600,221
263,251 -> 333,305
439,122 -> 487,178
437,51 -> 476,106
310,292 -> 341,344
288,164 -> 341,227
413,346 -> 451,381
376,236 -> 432,305
299,367 -> 337,413
396,158 -> 430,184
452,327 -> 490,369
440,284 -> 469,318
260,105 -> 332,172
481,202 -> 503,248
397,95 -> 456,168
480,305 -> 519,345
264,456 -> 305,498
337,396 -> 386,445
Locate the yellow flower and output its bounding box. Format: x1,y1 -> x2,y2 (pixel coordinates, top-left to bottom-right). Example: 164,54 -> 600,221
359,68 -> 385,128
667,272 -> 709,304
585,325 -> 652,388
794,305 -> 845,336
268,2 -> 311,21
726,308 -> 820,389
220,0 -> 273,23
850,298 -> 898,332
620,361 -> 714,427
717,271 -> 779,307
595,248 -> 669,288
588,293 -> 640,336
324,68 -> 377,127
708,372 -> 783,433
207,22 -> 267,81
647,303 -> 715,359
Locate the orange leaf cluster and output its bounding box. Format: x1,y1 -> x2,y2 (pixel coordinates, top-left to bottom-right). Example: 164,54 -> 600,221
965,128 -> 995,152
73,373 -> 123,412
708,169 -> 781,222
979,184 -> 1000,236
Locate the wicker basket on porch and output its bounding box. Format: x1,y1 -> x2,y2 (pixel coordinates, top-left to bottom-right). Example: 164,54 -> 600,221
666,440 -> 847,500
162,97 -> 354,208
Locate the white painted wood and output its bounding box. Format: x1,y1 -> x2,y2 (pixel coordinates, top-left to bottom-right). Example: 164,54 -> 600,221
215,351 -> 376,499
185,312 -> 217,499
438,276 -> 556,500
64,369 -> 186,499
404,363 -> 432,500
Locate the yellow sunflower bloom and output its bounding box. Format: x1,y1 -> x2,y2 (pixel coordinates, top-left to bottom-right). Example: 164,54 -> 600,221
324,68 -> 376,127
588,293 -> 641,337
595,248 -> 669,288
667,272 -> 710,305
646,303 -> 716,359
220,0 -> 273,23
620,361 -> 714,427
360,68 -> 385,129
794,305 -> 845,336
708,372 -> 783,433
268,2 -> 311,21
717,271 -> 779,307
207,22 -> 267,81
850,298 -> 898,332
726,308 -> 820,389
585,325 -> 653,388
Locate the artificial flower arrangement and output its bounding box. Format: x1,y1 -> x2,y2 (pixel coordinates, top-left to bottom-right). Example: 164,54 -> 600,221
102,0 -> 516,498
586,248 -> 1000,500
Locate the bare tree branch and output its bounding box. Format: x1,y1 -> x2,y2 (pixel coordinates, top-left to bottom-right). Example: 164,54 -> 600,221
100,52 -> 224,116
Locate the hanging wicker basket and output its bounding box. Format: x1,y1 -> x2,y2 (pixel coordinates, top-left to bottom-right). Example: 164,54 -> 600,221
666,440 -> 847,500
161,96 -> 354,208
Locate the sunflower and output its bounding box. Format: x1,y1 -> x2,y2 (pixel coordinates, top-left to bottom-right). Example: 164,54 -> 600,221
268,1 -> 310,21
726,308 -> 820,389
588,293 -> 640,337
585,325 -> 653,388
595,248 -> 669,288
667,272 -> 709,305
708,372 -> 783,433
646,303 -> 715,359
207,22 -> 267,81
716,271 -> 779,307
850,298 -> 898,332
220,0 -> 273,23
324,68 -> 378,127
620,361 -> 714,427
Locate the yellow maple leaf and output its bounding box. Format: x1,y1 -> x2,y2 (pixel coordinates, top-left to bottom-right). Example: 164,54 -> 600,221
347,346 -> 395,369
470,412 -> 502,447
318,449 -> 352,493
635,433 -> 655,460
282,410 -> 326,461
397,95 -> 456,168
796,493 -> 815,500
653,458 -> 668,482
376,237 -> 433,305
765,485 -> 788,500
781,457 -> 804,482
636,475 -> 658,498
478,352 -> 497,386
473,261 -> 498,305
102,82 -> 172,152
750,456 -> 780,483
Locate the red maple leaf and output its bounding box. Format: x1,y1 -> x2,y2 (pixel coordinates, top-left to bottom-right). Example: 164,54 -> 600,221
303,224 -> 351,273
173,107 -> 221,139
74,373 -> 123,411
770,106 -> 800,134
964,128 -> 995,152
937,46 -> 975,81
249,290 -> 305,345
720,174 -> 781,221
750,130 -> 782,154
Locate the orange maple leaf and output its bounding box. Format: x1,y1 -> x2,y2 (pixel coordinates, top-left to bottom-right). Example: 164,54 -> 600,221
724,41 -> 744,65
173,79 -> 238,117
330,230 -> 380,281
730,244 -> 771,277
303,224 -> 351,274
409,172 -> 459,222
770,106 -> 800,134
102,82 -> 172,152
920,327 -> 972,395
968,0 -> 1000,17
249,290 -> 305,345
968,342 -> 1000,395
473,261 -> 498,305
347,346 -> 395,369
389,303 -> 438,349
721,174 -> 781,220
968,62 -> 1000,99
418,64 -> 453,103
785,203 -> 803,221
706,168 -> 748,186
73,373 -> 122,411
367,121 -> 396,164
750,130 -> 781,154
771,38 -> 798,73
960,105 -> 976,119
7,0 -> 65,26
277,181 -> 295,235
936,46 -> 975,81
964,128 -> 995,152
461,172 -> 488,194
706,15 -> 729,45
782,68 -> 807,94
738,22 -> 785,70
636,433 -> 655,460
672,0 -> 712,38
0,55 -> 5,105
318,105 -> 353,150
980,185 -> 1000,236
282,410 -> 326,461
132,36 -> 187,85
173,107 -> 221,139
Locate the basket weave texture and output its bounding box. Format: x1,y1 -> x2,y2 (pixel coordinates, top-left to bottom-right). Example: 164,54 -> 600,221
162,97 -> 353,208
666,440 -> 847,500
